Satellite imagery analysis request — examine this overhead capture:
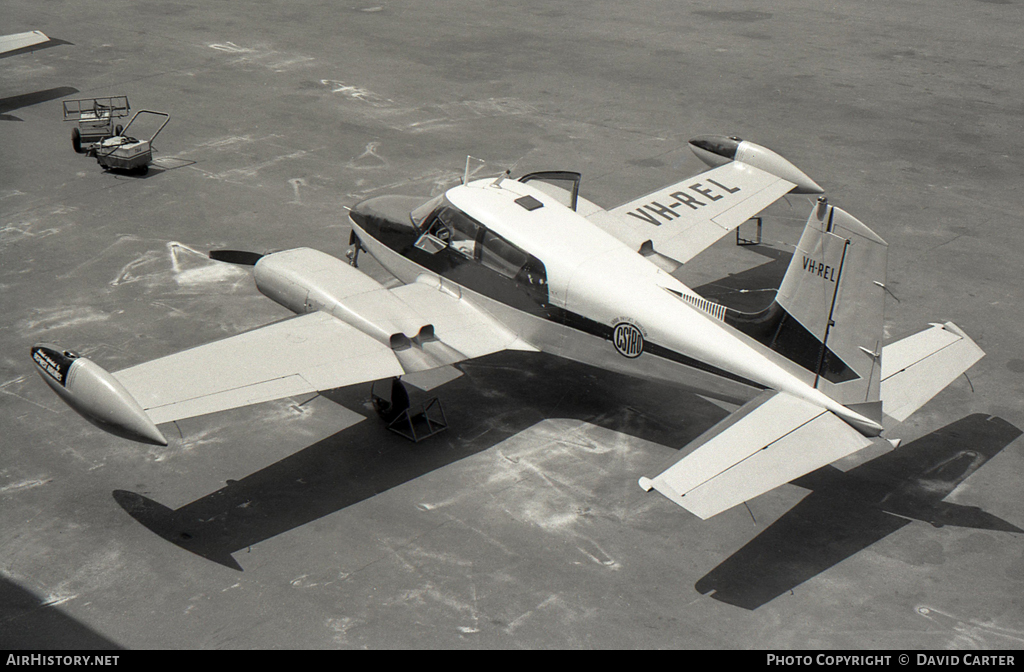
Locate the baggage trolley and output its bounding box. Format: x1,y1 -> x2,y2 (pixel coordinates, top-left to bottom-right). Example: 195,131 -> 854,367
62,96 -> 130,153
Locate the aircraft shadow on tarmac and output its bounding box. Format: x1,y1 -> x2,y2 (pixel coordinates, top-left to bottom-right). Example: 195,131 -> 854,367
692,242 -> 791,312
696,413 -> 1023,610
113,351 -> 721,571
0,576 -> 124,649
0,86 -> 79,122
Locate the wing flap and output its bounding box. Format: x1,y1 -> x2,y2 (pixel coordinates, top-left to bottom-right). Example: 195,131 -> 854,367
144,375 -> 314,425
592,162 -> 795,265
641,391 -> 872,519
390,278 -> 536,359
880,322 -> 984,428
114,311 -> 405,424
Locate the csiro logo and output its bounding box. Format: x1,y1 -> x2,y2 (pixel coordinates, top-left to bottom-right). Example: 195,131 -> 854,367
613,322 -> 644,358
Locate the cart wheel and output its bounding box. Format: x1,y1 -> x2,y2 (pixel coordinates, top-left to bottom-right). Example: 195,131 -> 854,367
72,128 -> 84,154
138,165 -> 149,176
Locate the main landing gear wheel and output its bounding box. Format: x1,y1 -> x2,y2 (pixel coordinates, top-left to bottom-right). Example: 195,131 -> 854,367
370,378 -> 448,442
371,377 -> 410,423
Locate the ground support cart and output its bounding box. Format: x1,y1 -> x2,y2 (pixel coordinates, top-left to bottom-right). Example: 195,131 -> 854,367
89,110 -> 169,175
62,96 -> 130,153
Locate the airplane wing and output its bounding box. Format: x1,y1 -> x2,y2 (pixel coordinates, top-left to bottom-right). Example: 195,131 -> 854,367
113,311 -> 404,425
112,279 -> 530,426
584,162 -> 796,268
639,390 -> 873,519
0,31 -> 49,56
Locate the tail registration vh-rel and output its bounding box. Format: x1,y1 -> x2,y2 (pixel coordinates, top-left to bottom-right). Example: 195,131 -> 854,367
32,136 -> 984,520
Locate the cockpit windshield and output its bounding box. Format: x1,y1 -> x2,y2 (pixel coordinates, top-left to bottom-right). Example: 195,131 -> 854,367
411,194 -> 444,228
413,200 -> 535,277
410,197 -> 549,307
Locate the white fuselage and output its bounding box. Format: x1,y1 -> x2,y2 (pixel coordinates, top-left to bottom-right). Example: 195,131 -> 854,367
351,178 -> 882,436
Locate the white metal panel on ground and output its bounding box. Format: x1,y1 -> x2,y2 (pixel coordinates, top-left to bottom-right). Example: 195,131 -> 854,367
114,311 -> 405,425
880,321 -> 985,428
641,390 -> 873,519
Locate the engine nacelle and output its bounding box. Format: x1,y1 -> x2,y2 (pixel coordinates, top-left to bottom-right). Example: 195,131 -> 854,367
252,247 -> 380,315
30,344 -> 167,445
689,135 -> 824,194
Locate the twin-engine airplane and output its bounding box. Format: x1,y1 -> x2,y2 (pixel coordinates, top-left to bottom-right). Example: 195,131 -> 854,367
31,136 -> 985,519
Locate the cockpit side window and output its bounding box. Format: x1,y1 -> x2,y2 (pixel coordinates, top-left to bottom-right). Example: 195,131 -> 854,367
480,231 -> 528,279
414,214 -> 450,254
414,204 -> 483,257
437,207 -> 480,259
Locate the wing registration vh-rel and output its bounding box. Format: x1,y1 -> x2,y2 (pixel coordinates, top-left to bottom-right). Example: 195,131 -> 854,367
32,135 -> 984,521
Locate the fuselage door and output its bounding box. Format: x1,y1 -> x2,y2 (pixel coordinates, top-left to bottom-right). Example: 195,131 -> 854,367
519,171 -> 582,211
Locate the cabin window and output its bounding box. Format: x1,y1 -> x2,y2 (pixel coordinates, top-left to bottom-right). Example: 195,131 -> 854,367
480,231 -> 529,279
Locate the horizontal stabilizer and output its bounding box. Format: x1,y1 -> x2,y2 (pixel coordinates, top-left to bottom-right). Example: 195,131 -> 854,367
880,322 -> 984,429
640,390 -> 872,519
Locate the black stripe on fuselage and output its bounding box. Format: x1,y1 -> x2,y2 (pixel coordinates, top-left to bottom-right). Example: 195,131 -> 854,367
555,308 -> 764,389
356,215 -> 764,390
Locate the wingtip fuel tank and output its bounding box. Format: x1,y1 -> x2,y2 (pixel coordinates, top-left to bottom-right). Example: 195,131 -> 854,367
31,344 -> 167,446
689,135 -> 824,194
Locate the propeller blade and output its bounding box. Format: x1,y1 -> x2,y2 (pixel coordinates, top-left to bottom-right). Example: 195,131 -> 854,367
209,250 -> 264,266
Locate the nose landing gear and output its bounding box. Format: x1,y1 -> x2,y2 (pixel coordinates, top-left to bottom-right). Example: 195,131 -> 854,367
347,230 -> 362,267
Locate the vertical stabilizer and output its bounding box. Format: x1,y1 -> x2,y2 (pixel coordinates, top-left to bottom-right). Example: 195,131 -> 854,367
726,199 -> 888,419
775,199 -> 888,412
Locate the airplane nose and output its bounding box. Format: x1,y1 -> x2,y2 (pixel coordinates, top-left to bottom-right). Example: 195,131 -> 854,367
349,195 -> 425,235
